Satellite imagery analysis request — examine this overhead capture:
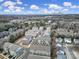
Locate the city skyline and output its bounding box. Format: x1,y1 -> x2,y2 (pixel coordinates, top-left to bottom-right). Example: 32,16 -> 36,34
0,0 -> 79,15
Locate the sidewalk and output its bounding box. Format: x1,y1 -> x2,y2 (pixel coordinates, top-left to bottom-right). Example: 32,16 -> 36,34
64,45 -> 74,59
73,50 -> 79,59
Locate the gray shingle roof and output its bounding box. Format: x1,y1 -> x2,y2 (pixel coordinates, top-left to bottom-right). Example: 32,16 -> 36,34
3,42 -> 23,53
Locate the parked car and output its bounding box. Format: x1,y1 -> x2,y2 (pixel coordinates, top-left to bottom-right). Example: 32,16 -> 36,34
57,50 -> 67,59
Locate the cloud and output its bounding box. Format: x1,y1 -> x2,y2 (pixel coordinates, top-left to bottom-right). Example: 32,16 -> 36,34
64,2 -> 79,9
44,4 -> 48,6
16,0 -> 20,2
4,7 -> 23,13
15,8 -> 22,12
4,6 -> 23,13
63,2 -> 72,6
48,4 -> 63,9
71,5 -> 76,8
15,6 -> 24,10
2,1 -> 16,7
15,6 -> 25,12
14,7 -> 24,13
40,9 -> 49,14
71,5 -> 79,8
8,5 -> 15,11
0,0 -> 3,2
2,0 -> 25,13
30,5 -> 39,10
4,9 -> 10,13
17,1 -> 22,4
40,9 -> 54,14
16,0 -> 22,4
21,7 -> 24,9
63,9 -> 68,11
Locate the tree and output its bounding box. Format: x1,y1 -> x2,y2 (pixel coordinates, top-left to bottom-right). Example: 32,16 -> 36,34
39,21 -> 46,26
43,27 -> 46,30
9,29 -> 25,43
9,34 -> 16,43
24,23 -> 28,27
0,48 -> 3,53
50,31 -> 57,59
71,37 -> 74,44
61,35 -> 64,44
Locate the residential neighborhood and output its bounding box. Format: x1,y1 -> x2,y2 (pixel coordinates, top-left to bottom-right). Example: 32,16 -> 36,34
0,14 -> 79,59
0,16 -> 51,59
0,0 -> 79,59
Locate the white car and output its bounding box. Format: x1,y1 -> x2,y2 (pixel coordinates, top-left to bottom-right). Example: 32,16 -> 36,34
57,50 -> 65,55
64,38 -> 71,43
56,38 -> 62,43
56,43 -> 62,47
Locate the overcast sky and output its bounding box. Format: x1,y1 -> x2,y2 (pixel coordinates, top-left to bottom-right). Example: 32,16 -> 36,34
0,0 -> 79,15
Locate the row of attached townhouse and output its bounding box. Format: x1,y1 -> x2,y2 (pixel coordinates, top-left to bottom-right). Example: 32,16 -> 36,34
28,27 -> 51,59
3,42 -> 29,59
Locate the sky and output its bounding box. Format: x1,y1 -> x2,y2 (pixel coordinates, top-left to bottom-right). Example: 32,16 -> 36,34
0,0 -> 79,15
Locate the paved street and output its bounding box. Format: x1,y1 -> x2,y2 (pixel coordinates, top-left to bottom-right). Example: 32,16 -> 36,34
27,54 -> 50,59
15,34 -> 32,48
